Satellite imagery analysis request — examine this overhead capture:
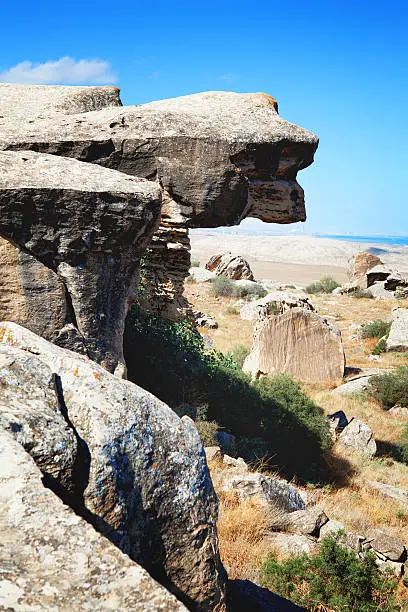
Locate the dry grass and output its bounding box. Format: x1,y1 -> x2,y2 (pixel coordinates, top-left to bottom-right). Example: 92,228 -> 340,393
187,282 -> 408,599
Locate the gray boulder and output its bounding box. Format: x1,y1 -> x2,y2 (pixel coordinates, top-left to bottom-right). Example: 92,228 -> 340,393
193,310 -> 218,329
0,428 -> 187,611
287,507 -> 328,536
0,347 -> 80,500
188,266 -> 216,282
364,529 -> 406,562
367,481 -> 408,505
0,322 -> 226,611
206,252 -> 255,281
366,264 -> 392,287
337,418 -> 377,457
368,280 -> 393,300
319,519 -> 346,539
240,291 -> 314,321
243,309 -> 345,383
268,533 -> 318,557
0,150 -> 161,374
386,307 -> 408,352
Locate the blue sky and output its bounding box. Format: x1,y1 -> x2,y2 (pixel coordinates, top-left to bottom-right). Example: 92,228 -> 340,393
1,0 -> 407,236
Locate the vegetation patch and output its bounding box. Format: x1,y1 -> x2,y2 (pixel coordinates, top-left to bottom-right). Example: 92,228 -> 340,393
305,276 -> 340,294
262,535 -> 400,611
227,344 -> 251,367
124,306 -> 332,481
368,366 -> 408,410
210,275 -> 267,300
361,320 -> 391,339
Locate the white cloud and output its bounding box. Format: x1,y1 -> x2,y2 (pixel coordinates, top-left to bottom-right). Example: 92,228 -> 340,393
0,57 -> 117,85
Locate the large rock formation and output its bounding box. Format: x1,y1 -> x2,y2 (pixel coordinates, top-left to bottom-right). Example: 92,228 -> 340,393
0,150 -> 161,374
0,84 -> 318,322
347,252 -> 384,288
240,291 -> 314,321
0,427 -> 187,611
205,252 -> 255,281
243,309 -> 345,382
0,322 -> 226,611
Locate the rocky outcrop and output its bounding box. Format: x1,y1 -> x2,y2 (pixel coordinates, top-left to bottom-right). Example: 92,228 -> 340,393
0,322 -> 226,611
240,291 -> 314,321
206,253 -> 255,281
243,309 -> 345,382
0,428 -> 187,611
347,252 -> 384,288
386,307 -> 408,352
0,84 -> 318,322
0,150 -> 161,374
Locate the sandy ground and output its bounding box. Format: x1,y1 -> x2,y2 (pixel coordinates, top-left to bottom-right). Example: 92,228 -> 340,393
190,233 -> 408,286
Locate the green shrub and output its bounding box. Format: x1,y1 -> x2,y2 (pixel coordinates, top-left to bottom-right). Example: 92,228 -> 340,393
210,275 -> 236,297
350,287 -> 373,299
372,338 -> 387,355
361,320 -> 391,339
399,424 -> 408,465
196,420 -> 219,446
210,275 -> 266,300
368,366 -> 408,409
305,276 -> 340,294
124,306 -> 332,481
227,344 -> 250,367
191,259 -> 200,267
261,535 -> 399,611
224,305 -> 239,315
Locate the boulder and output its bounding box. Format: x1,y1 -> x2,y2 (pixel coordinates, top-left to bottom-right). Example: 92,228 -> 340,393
0,347 -> 80,502
386,307 -> 408,352
333,377 -> 373,395
0,428 -> 187,611
347,252 -> 384,288
0,150 -> 161,374
215,470 -> 306,513
223,454 -> 249,471
388,406 -> 408,416
337,418 -> 377,457
319,519 -> 346,539
268,533 -> 318,557
0,86 -> 318,321
376,560 -> 405,577
0,322 -> 226,611
364,529 -> 406,562
366,264 -> 392,287
188,266 -> 216,283
206,253 -> 255,281
240,291 -> 314,321
367,481 -> 408,505
287,507 -> 328,536
368,281 -> 393,300
243,309 -> 345,382
193,310 -> 218,329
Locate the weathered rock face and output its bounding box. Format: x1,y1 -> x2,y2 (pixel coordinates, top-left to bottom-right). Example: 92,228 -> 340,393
0,322 -> 226,611
0,150 -> 161,374
240,291 -> 314,321
243,309 -> 345,382
0,238 -> 68,341
386,307 -> 408,352
0,428 -> 188,611
0,84 -> 318,320
347,252 -> 384,288
0,82 -> 122,117
206,252 -> 255,281
0,347 -> 81,501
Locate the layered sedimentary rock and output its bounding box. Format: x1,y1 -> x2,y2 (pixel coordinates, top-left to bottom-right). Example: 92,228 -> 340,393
0,84 -> 318,320
0,428 -> 187,611
0,322 -> 226,611
243,309 -> 345,382
0,150 -> 161,374
206,252 -> 255,281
